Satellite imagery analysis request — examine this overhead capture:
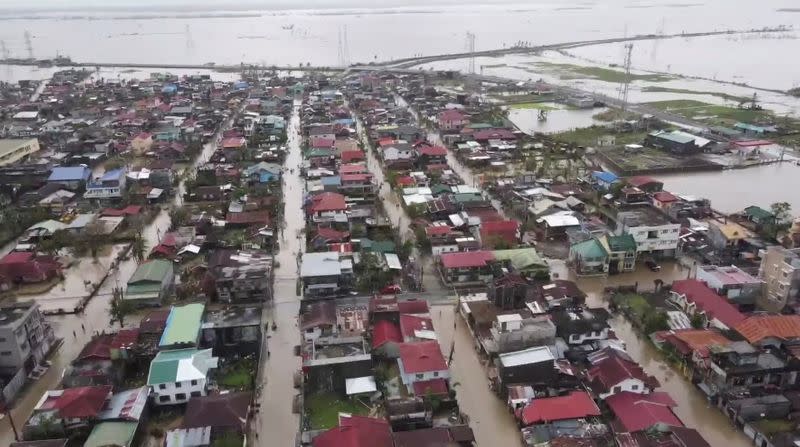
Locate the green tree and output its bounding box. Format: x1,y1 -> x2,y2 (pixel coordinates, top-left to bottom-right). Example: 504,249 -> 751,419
643,311 -> 669,334
169,207 -> 190,229
109,287 -> 135,328
131,232 -> 147,263
771,202 -> 792,225
690,313 -> 705,329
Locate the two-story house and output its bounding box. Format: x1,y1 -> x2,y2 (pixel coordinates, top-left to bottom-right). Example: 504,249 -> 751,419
300,251 -> 354,297
670,279 -> 746,331
84,168 -> 127,200
437,109 -> 468,132
586,347 -> 658,399
425,225 -> 460,256
615,206 -> 681,258
397,341 -> 450,396
696,264 -> 763,310
147,348 -> 218,406
438,250 -> 496,285
551,307 -> 611,346
381,143 -> 416,170
306,192 -> 348,223
0,303 -> 56,373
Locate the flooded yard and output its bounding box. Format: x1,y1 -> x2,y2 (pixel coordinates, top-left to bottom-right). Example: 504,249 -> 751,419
508,103 -> 609,135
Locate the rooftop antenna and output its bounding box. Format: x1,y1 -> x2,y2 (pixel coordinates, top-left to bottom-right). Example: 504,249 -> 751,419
24,30 -> 33,60
466,32 -> 476,75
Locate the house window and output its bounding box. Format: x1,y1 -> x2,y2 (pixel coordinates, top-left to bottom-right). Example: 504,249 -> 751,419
175,393 -> 187,401
159,395 -> 171,403
0,351 -> 10,356
159,384 -> 166,390
191,380 -> 198,386
191,391 -> 202,398
631,384 -> 638,390
175,382 -> 182,388
613,386 -> 622,393
415,374 -> 424,380
433,372 -> 439,378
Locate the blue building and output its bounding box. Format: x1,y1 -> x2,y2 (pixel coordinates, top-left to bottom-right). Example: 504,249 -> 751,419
591,171 -> 620,191
47,166 -> 91,190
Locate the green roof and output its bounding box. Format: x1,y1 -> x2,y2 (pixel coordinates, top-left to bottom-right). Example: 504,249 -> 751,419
148,348 -> 216,385
744,205 -> 774,220
571,238 -> 608,259
430,184 -> 451,195
604,234 -> 637,253
453,193 -> 484,203
128,259 -> 172,285
307,148 -> 333,158
84,421 -> 138,447
364,240 -> 397,254
650,130 -> 695,144
124,283 -> 163,299
492,248 -> 548,272
159,303 -> 204,348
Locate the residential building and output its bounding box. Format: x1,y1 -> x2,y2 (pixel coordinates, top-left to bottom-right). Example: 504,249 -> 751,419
495,345 -> 556,388
479,220 -> 519,249
397,341 -> 450,395
300,251 -> 353,297
84,421 -> 139,447
124,259 -> 175,307
26,385 -> 112,435
591,170 -> 619,190
147,348 -> 218,406
599,233 -> 637,274
652,191 -> 679,213
425,226 -> 459,256
626,176 -> 663,193
615,206 -> 680,258
201,307 -> 262,358
46,166 -> 91,190
517,391 -> 600,427
551,308 -> 611,345
645,130 -> 700,154
743,205 -> 776,228
307,192 -> 348,222
381,143 -> 416,170
181,392 -> 251,442
207,250 -> 273,303
312,415 -> 393,447
702,340 -> 789,396
485,314 -> 556,355
85,168 -> 127,200
0,139 -> 40,167
695,264 -> 763,309
669,279 -> 746,331
438,109 -> 468,131
0,252 -> 61,288
587,347 -> 658,399
438,250 -> 495,285
159,303 -> 205,349
734,315 -> 800,347
707,220 -> 753,257
0,303 -> 56,371
606,391 -> 683,432
301,301 -> 338,342
569,238 -> 608,276
130,132 -> 154,155
758,246 -> 800,312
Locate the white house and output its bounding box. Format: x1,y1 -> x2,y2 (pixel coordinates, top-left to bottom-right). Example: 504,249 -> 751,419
397,341 -> 450,395
147,348 -> 218,406
616,206 -> 680,258
587,348 -> 656,399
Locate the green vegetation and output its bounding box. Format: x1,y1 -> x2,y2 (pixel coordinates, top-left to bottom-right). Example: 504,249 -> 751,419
612,293 -> 669,334
640,86 -> 750,103
510,102 -> 558,110
533,62 -> 672,83
219,358 -> 256,390
751,419 -> 796,436
305,393 -> 369,430
592,109 -> 640,122
212,434 -> 245,447
644,100 -> 770,124
551,126 -> 647,146
109,287 -> 135,328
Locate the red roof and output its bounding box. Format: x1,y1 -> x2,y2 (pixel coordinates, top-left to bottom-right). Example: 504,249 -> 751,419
425,163 -> 449,173
606,391 -> 682,432
419,145 -> 448,156
627,176 -> 660,188
653,191 -> 679,203
398,341 -> 448,374
226,210 -> 271,226
400,314 -> 435,340
341,173 -> 372,182
480,220 -> 519,247
101,205 -> 143,217
316,227 -> 350,242
397,300 -> 429,314
372,320 -> 402,349
341,150 -> 365,163
467,208 -> 503,223
439,109 -> 466,122
110,329 -> 140,351
312,415 -> 393,447
134,132 -> 152,140
412,378 -> 449,397
425,225 -> 453,237
734,139 -> 773,147
672,280 -> 746,328
440,250 -> 495,269
328,242 -> 353,253
311,138 -> 336,148
378,138 -> 395,147
221,137 -> 246,149
0,252 -> 33,264
339,163 -> 367,175
518,391 -> 600,426
473,129 -> 516,141
310,192 -> 347,213
0,253 -> 60,283
77,335 -> 113,362
587,353 -> 658,394
395,175 -> 416,187
735,315 -> 800,344
51,386 -> 112,419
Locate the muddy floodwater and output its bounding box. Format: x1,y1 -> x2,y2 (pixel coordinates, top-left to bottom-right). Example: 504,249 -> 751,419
508,103 -> 609,135
252,102 -> 303,444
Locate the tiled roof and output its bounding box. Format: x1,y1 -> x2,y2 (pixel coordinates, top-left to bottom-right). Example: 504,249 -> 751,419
310,192 -> 347,212
606,391 -> 682,432
372,320 -> 402,349
588,352 -> 658,394
735,315 -> 800,343
312,415 -> 393,447
440,250 -> 495,269
672,279 -> 745,328
518,391 -> 600,426
399,314 -> 435,340
51,385 -> 112,419
412,378 -> 449,397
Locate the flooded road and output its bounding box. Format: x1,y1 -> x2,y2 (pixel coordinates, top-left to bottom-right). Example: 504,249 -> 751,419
432,304 -> 524,447
253,102 -> 303,445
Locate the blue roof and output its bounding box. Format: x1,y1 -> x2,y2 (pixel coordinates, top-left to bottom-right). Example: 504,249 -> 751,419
321,175 -> 341,186
161,84 -> 178,94
101,168 -> 125,181
592,171 -> 619,183
333,118 -> 354,126
48,166 -> 90,182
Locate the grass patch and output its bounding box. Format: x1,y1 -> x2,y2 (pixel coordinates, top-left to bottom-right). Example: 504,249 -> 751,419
533,62 -> 672,83
218,358 -> 256,390
751,419 -> 795,435
305,393 -> 370,430
511,102 -> 558,110
551,126 -> 647,146
640,86 -> 750,103
643,100 -> 771,124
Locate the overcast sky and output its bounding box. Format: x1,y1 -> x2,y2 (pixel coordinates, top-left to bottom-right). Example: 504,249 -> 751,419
0,0 -> 525,12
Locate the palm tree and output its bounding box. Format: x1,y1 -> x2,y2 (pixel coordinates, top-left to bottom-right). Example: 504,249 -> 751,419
109,287 -> 135,328
131,232 -> 147,264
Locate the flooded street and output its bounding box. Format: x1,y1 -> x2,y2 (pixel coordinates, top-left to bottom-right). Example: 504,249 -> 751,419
252,102 -> 303,445
432,304 -> 524,446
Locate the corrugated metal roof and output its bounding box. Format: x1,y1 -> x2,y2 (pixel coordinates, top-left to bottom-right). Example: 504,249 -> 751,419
159,303 -> 204,348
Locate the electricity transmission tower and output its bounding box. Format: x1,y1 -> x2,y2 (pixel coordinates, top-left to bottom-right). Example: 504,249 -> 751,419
337,26 -> 350,67
24,31 -> 34,60
618,43 -> 633,115
466,32 -> 476,74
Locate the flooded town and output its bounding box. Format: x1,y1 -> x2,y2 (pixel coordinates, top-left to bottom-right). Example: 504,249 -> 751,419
1,1 -> 800,447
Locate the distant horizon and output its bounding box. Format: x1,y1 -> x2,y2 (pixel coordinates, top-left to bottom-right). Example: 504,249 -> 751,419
0,0 -> 542,13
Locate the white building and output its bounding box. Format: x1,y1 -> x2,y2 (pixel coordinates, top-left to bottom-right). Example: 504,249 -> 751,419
147,348 -> 218,406
397,341 -> 450,395
616,206 -> 680,258
0,138 -> 40,167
